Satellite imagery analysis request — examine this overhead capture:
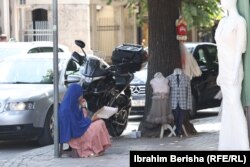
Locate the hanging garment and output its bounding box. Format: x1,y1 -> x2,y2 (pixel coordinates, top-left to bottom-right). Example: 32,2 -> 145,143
180,42 -> 202,79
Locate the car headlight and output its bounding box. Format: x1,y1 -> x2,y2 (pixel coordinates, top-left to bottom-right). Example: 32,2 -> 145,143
5,102 -> 35,111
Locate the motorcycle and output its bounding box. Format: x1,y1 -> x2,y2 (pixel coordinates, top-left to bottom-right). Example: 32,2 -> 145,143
71,40 -> 146,137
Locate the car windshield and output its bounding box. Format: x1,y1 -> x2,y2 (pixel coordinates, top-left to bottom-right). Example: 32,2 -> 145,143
0,58 -> 62,84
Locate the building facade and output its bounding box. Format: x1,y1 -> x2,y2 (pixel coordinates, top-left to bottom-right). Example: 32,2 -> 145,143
0,0 -> 138,61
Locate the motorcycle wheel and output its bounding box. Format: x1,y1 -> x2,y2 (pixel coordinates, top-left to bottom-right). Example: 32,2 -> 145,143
106,94 -> 130,137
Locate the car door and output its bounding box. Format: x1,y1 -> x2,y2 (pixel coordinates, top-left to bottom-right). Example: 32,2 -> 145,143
191,44 -> 221,110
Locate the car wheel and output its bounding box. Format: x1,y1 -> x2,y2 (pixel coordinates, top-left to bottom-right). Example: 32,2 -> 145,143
189,95 -> 197,118
38,108 -> 54,146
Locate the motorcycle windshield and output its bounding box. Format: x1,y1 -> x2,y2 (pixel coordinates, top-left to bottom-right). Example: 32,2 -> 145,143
80,58 -> 108,77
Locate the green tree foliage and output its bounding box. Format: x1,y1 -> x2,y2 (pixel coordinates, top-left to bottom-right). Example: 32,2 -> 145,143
122,0 -> 222,29
182,0 -> 222,29
126,0 -> 148,25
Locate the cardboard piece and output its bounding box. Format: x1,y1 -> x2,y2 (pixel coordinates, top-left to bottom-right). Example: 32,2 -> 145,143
94,106 -> 118,119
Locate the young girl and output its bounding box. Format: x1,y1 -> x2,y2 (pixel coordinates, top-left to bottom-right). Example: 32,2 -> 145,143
59,83 -> 111,157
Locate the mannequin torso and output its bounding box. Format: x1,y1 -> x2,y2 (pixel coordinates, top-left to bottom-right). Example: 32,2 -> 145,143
215,15 -> 246,85
215,0 -> 246,85
167,68 -> 192,110
150,72 -> 169,94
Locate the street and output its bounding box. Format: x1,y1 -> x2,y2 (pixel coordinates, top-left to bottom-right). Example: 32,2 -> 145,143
0,140 -> 39,165
0,107 -> 219,166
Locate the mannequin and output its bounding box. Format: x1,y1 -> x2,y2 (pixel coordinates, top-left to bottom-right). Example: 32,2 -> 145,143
167,68 -> 192,137
146,72 -> 173,125
215,0 -> 249,150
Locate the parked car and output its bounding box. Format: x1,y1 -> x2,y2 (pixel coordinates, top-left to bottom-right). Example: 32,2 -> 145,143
0,41 -> 69,60
130,42 -> 221,117
0,53 -> 84,146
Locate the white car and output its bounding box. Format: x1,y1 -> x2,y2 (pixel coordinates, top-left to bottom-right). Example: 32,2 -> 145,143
0,41 -> 69,60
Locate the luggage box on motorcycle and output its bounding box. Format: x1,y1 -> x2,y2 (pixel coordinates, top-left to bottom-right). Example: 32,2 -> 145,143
111,44 -> 147,74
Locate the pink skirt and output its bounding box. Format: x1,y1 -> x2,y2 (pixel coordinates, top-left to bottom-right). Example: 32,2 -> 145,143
68,119 -> 111,158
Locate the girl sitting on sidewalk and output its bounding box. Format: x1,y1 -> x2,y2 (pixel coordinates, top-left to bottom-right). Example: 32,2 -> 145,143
59,83 -> 111,157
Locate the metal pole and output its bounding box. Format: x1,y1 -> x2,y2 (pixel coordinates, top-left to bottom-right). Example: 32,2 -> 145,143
52,0 -> 59,158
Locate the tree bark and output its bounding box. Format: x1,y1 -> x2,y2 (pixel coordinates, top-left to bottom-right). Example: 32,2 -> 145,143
139,0 -> 197,137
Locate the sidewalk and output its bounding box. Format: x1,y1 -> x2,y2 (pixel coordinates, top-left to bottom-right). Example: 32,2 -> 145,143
3,116 -> 220,167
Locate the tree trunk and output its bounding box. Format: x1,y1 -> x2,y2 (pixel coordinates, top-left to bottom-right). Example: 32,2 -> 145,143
139,0 -> 197,137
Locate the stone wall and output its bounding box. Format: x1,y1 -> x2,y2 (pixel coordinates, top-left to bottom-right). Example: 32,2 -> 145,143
58,4 -> 91,52
23,3 -> 91,53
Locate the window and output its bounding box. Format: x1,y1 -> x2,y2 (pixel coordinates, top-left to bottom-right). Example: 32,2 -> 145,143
20,0 -> 26,5
28,47 -> 64,53
39,47 -> 53,53
206,45 -> 218,63
197,48 -> 207,64
40,47 -> 64,52
65,60 -> 80,76
28,48 -> 40,53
